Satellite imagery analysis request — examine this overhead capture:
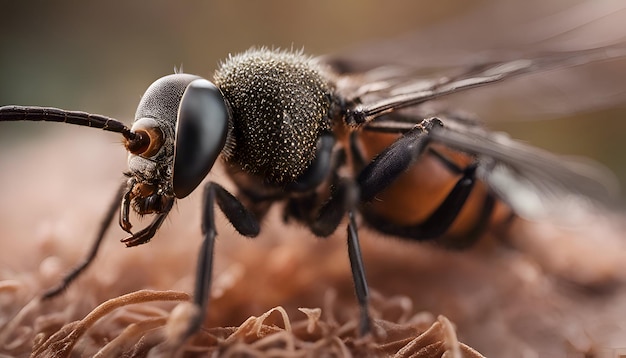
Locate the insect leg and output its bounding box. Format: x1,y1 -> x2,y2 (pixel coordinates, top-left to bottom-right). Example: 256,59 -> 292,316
120,198 -> 174,247
42,182 -> 127,299
285,172 -> 373,334
310,177 -> 358,237
186,181 -> 260,337
347,210 -> 371,335
286,133 -> 336,192
119,178 -> 136,234
357,119 -> 441,202
357,119 -> 482,240
302,177 -> 372,335
212,184 -> 260,237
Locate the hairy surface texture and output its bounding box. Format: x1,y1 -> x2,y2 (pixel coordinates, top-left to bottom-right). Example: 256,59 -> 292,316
214,48 -> 333,184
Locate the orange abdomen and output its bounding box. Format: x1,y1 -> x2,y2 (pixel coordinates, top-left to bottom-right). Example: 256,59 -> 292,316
355,130 -> 512,246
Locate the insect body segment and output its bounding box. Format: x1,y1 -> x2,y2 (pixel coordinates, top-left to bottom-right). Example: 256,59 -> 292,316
214,48 -> 333,184
353,117 -> 512,249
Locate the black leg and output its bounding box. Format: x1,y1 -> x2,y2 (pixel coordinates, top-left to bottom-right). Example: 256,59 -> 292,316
347,211 -> 371,335
310,178 -> 358,237
186,181 -> 260,337
355,118 -> 485,241
357,119 -> 441,202
284,174 -> 373,335
284,141 -> 349,237
298,178 -> 373,335
187,184 -> 217,337
186,183 -> 218,337
42,182 -> 126,299
349,131 -> 367,172
120,203 -> 174,247
287,133 -> 335,192
213,184 -> 260,237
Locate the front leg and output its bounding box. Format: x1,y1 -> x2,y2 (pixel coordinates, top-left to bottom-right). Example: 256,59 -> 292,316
42,182 -> 127,299
186,181 -> 260,338
120,202 -> 174,247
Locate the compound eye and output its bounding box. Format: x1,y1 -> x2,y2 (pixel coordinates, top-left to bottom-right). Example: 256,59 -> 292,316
127,118 -> 164,157
173,79 -> 229,198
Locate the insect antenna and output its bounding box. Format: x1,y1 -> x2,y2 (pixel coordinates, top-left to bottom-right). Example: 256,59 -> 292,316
42,182 -> 127,299
0,105 -> 149,152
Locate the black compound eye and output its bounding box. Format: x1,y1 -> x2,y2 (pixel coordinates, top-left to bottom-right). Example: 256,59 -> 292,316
128,118 -> 164,157
172,79 -> 230,198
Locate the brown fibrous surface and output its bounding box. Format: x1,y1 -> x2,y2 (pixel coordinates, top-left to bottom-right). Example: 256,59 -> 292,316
1,130 -> 626,357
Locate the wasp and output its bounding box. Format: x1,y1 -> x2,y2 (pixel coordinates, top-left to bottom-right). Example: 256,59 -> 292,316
0,44 -> 623,341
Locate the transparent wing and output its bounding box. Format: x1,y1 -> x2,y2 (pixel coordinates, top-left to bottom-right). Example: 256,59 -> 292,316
428,118 -> 619,219
338,46 -> 626,125
363,112 -> 619,220
326,0 -> 626,122
336,44 -> 626,216
324,0 -> 625,220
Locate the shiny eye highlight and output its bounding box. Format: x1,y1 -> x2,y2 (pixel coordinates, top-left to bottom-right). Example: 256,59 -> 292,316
126,118 -> 164,157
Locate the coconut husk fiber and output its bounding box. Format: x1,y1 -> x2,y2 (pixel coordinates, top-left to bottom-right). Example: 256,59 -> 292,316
2,129 -> 626,357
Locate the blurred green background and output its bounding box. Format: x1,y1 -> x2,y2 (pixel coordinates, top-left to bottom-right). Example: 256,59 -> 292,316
1,0 -> 625,199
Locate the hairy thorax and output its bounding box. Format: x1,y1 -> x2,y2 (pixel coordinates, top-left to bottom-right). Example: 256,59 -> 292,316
213,48 -> 333,185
